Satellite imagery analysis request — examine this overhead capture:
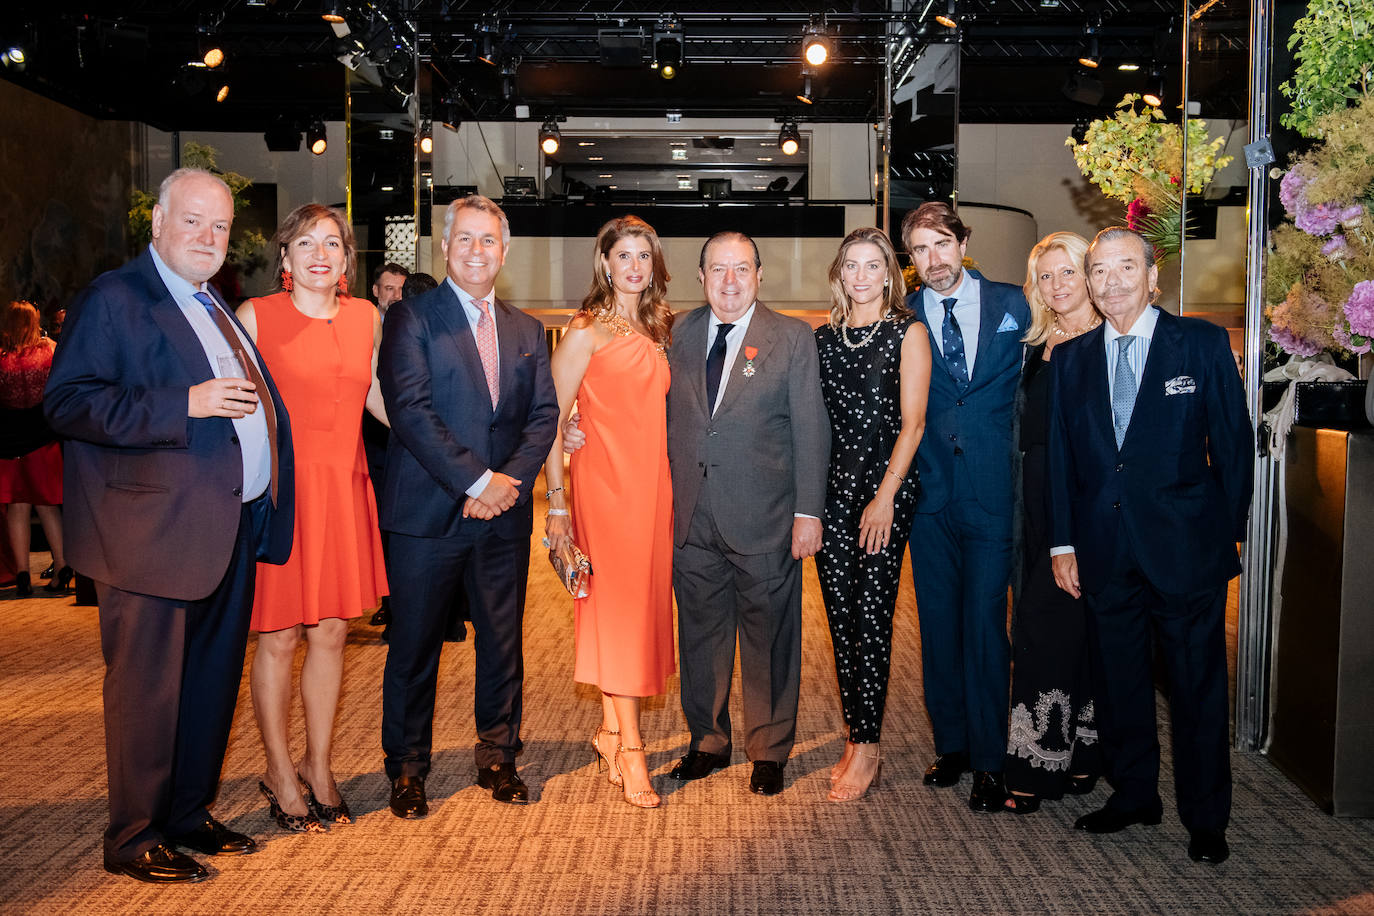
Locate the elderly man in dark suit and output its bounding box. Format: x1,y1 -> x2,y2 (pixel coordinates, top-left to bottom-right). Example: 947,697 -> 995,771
45,167 -> 295,883
378,195 -> 557,815
901,202 -> 1030,812
1047,226 -> 1251,864
664,231 -> 830,796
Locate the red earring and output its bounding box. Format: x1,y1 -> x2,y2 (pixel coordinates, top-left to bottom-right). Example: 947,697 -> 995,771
281,269 -> 293,292
337,273 -> 349,296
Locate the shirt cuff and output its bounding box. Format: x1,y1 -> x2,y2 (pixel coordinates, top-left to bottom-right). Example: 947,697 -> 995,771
1050,545 -> 1075,556
466,469 -> 494,499
794,513 -> 819,520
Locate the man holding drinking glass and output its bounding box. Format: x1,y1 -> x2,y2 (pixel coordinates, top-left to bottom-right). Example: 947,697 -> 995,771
44,167 -> 295,884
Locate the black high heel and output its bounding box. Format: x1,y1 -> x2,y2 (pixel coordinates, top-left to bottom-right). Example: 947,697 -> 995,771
298,773 -> 352,825
1004,792 -> 1042,814
43,567 -> 74,593
258,780 -> 324,833
1065,773 -> 1099,796
39,562 -> 54,579
14,572 -> 32,598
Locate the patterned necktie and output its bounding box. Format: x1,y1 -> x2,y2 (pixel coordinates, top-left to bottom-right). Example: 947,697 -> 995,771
194,291 -> 279,504
941,298 -> 969,387
1112,335 -> 1137,448
473,298 -> 499,409
705,322 -> 734,414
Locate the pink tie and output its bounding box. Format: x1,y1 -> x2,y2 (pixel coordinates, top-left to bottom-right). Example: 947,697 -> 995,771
474,298 -> 499,408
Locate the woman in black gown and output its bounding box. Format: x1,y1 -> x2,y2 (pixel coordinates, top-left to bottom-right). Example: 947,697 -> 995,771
815,228 -> 931,802
1003,231 -> 1104,813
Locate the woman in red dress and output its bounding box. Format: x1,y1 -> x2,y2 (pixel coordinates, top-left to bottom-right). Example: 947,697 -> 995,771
236,205 -> 388,832
0,300 -> 70,596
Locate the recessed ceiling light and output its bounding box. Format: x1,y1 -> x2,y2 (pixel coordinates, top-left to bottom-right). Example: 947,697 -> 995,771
578,141 -> 596,147
1118,62 -> 1141,71
380,185 -> 394,191
599,173 -> 613,178
757,157 -> 773,162
588,156 -> 603,161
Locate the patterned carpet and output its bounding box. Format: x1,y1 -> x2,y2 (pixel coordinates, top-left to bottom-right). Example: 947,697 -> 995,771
1,511 -> 1372,915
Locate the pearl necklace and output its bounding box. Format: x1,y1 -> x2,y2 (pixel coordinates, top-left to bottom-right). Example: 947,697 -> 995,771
840,317 -> 885,350
1051,315 -> 1101,339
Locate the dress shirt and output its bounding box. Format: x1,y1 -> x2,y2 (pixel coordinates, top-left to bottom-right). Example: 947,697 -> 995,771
1050,305 -> 1159,558
149,243 -> 271,502
923,272 -> 982,376
444,276 -> 501,499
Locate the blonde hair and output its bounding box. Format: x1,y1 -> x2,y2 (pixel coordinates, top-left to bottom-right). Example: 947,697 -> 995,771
1022,231 -> 1092,346
826,227 -> 911,329
581,215 -> 674,346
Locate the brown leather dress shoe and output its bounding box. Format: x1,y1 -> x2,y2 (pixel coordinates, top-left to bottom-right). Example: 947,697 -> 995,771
477,762 -> 529,804
170,817 -> 257,855
389,774 -> 428,819
104,844 -> 209,883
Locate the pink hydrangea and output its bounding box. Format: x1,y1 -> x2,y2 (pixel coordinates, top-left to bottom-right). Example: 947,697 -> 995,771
1333,324 -> 1371,355
1269,324 -> 1324,357
1279,169 -> 1309,217
1295,200 -> 1344,236
1344,280 -> 1374,338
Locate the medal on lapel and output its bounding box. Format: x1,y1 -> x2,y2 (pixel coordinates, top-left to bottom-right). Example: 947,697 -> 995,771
742,345 -> 758,377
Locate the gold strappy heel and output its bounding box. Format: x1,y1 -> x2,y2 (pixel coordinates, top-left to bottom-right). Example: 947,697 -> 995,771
616,745 -> 661,809
592,725 -> 622,787
828,745 -> 882,803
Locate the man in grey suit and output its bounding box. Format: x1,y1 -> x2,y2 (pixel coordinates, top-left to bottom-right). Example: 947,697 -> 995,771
663,231 -> 830,796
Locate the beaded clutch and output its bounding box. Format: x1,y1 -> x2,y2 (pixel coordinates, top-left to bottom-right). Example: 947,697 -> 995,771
541,537 -> 593,599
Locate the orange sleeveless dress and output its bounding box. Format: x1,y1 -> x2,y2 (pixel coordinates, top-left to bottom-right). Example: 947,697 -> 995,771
569,331 -> 675,697
249,292 -> 388,631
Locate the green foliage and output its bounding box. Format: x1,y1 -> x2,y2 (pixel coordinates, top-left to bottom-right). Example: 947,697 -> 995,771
1278,0 -> 1374,138
127,142 -> 268,271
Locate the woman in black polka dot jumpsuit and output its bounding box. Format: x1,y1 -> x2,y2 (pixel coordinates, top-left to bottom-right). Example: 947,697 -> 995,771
814,227 -> 932,802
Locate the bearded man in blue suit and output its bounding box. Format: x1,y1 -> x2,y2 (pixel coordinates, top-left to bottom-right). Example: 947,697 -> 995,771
900,202 -> 1030,812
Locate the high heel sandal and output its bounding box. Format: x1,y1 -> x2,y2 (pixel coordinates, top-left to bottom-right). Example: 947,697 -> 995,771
830,738 -> 855,784
1004,792 -> 1042,814
615,745 -> 661,809
591,725 -> 622,788
828,746 -> 882,803
258,780 -> 324,833
1065,773 -> 1099,796
298,773 -> 352,825
43,567 -> 74,593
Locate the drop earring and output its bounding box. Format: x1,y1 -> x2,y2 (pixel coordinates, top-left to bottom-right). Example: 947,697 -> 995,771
606,272 -> 612,282
337,273 -> 349,295
281,269 -> 294,292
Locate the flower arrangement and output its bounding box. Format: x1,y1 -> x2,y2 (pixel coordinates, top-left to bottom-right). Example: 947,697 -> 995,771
1066,94 -> 1233,263
1265,97 -> 1374,357
1278,0 -> 1373,139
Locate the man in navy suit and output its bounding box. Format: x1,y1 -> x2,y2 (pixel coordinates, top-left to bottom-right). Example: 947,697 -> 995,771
1047,226 -> 1251,864
901,202 -> 1029,812
45,168 -> 295,883
378,195 -> 557,815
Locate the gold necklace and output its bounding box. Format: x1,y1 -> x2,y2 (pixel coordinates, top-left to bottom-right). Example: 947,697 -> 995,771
586,305 -> 667,359
1051,315 -> 1101,339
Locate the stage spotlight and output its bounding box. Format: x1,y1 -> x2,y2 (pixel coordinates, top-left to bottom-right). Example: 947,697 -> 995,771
539,119 -> 561,155
1078,36 -> 1099,69
1143,67 -> 1164,107
264,119 -> 302,152
802,26 -> 832,67
797,73 -> 814,105
1070,118 -> 1090,143
1118,62 -> 1140,71
307,119 -> 328,155
3,46 -> 26,70
419,120 -> 433,155
202,46 -> 224,68
935,0 -> 958,30
778,120 -> 801,156
321,0 -> 346,23
654,23 -> 682,80
215,83 -> 229,103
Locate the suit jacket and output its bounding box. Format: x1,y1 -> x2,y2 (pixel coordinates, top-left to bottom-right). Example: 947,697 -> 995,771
377,282 -> 557,541
43,248 -> 296,601
666,303 -> 830,555
908,269 -> 1031,517
1046,309 -> 1252,595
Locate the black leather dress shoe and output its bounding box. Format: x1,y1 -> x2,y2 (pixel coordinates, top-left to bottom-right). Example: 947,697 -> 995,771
749,760 -> 786,796
370,600 -> 389,627
1188,829 -> 1230,864
1074,804 -> 1163,834
667,750 -> 729,781
922,751 -> 970,787
104,844 -> 208,883
477,762 -> 529,804
170,817 -> 256,855
389,774 -> 428,819
968,771 -> 1008,812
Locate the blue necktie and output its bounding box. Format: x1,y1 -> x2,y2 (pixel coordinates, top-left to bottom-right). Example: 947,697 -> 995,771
1112,335 -> 1137,448
705,322 -> 734,413
941,298 -> 968,387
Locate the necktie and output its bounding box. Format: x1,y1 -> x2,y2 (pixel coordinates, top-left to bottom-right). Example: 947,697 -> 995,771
194,291 -> 279,504
705,322 -> 734,414
473,298 -> 499,409
1112,335 -> 1137,448
941,298 -> 969,387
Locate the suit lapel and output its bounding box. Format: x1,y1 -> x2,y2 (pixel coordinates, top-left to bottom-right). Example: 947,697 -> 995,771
912,288 -> 962,387
431,284 -> 493,413
494,296 -> 522,410
969,275 -> 1002,387
714,303 -> 776,418
673,306 -> 711,417
137,253 -> 216,382
1077,325 -> 1116,451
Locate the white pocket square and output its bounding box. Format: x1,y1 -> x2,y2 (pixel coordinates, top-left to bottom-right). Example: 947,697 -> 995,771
1165,375 -> 1196,395
996,313 -> 1020,333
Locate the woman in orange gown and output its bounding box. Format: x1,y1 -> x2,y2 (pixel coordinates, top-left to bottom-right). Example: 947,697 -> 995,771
236,204 -> 388,832
544,215 -> 675,809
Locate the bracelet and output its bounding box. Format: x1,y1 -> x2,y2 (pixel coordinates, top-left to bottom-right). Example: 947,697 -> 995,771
886,469 -> 904,483
545,486 -> 565,499
546,508 -> 569,517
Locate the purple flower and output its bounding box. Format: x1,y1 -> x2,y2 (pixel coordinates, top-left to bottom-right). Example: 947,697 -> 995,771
1344,280 -> 1374,338
1269,324 -> 1324,357
1338,204 -> 1364,222
1295,200 -> 1345,236
1322,234 -> 1349,259
1279,169 -> 1309,217
1333,324 -> 1372,355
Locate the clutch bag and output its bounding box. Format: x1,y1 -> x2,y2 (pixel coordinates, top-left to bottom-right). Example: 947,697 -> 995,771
541,537 -> 593,599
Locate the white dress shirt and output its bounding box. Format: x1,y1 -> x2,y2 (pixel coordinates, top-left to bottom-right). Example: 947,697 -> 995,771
923,272 -> 982,376
444,276 -> 502,499
706,302 -> 756,414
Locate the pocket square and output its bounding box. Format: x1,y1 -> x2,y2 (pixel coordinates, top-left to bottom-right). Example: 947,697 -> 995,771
996,313 -> 1020,333
1165,375 -> 1197,395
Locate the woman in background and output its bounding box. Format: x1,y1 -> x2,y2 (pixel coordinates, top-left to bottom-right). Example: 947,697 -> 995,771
1003,230 -> 1103,813
0,300 -> 70,595
237,204 -> 389,832
814,228 -> 931,802
544,215 -> 675,809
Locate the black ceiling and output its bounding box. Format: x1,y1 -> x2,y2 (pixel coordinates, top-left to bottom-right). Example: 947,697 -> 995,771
0,1 -> 1249,132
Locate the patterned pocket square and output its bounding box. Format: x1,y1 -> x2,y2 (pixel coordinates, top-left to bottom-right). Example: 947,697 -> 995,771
996,313 -> 1020,333
1165,375 -> 1197,395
